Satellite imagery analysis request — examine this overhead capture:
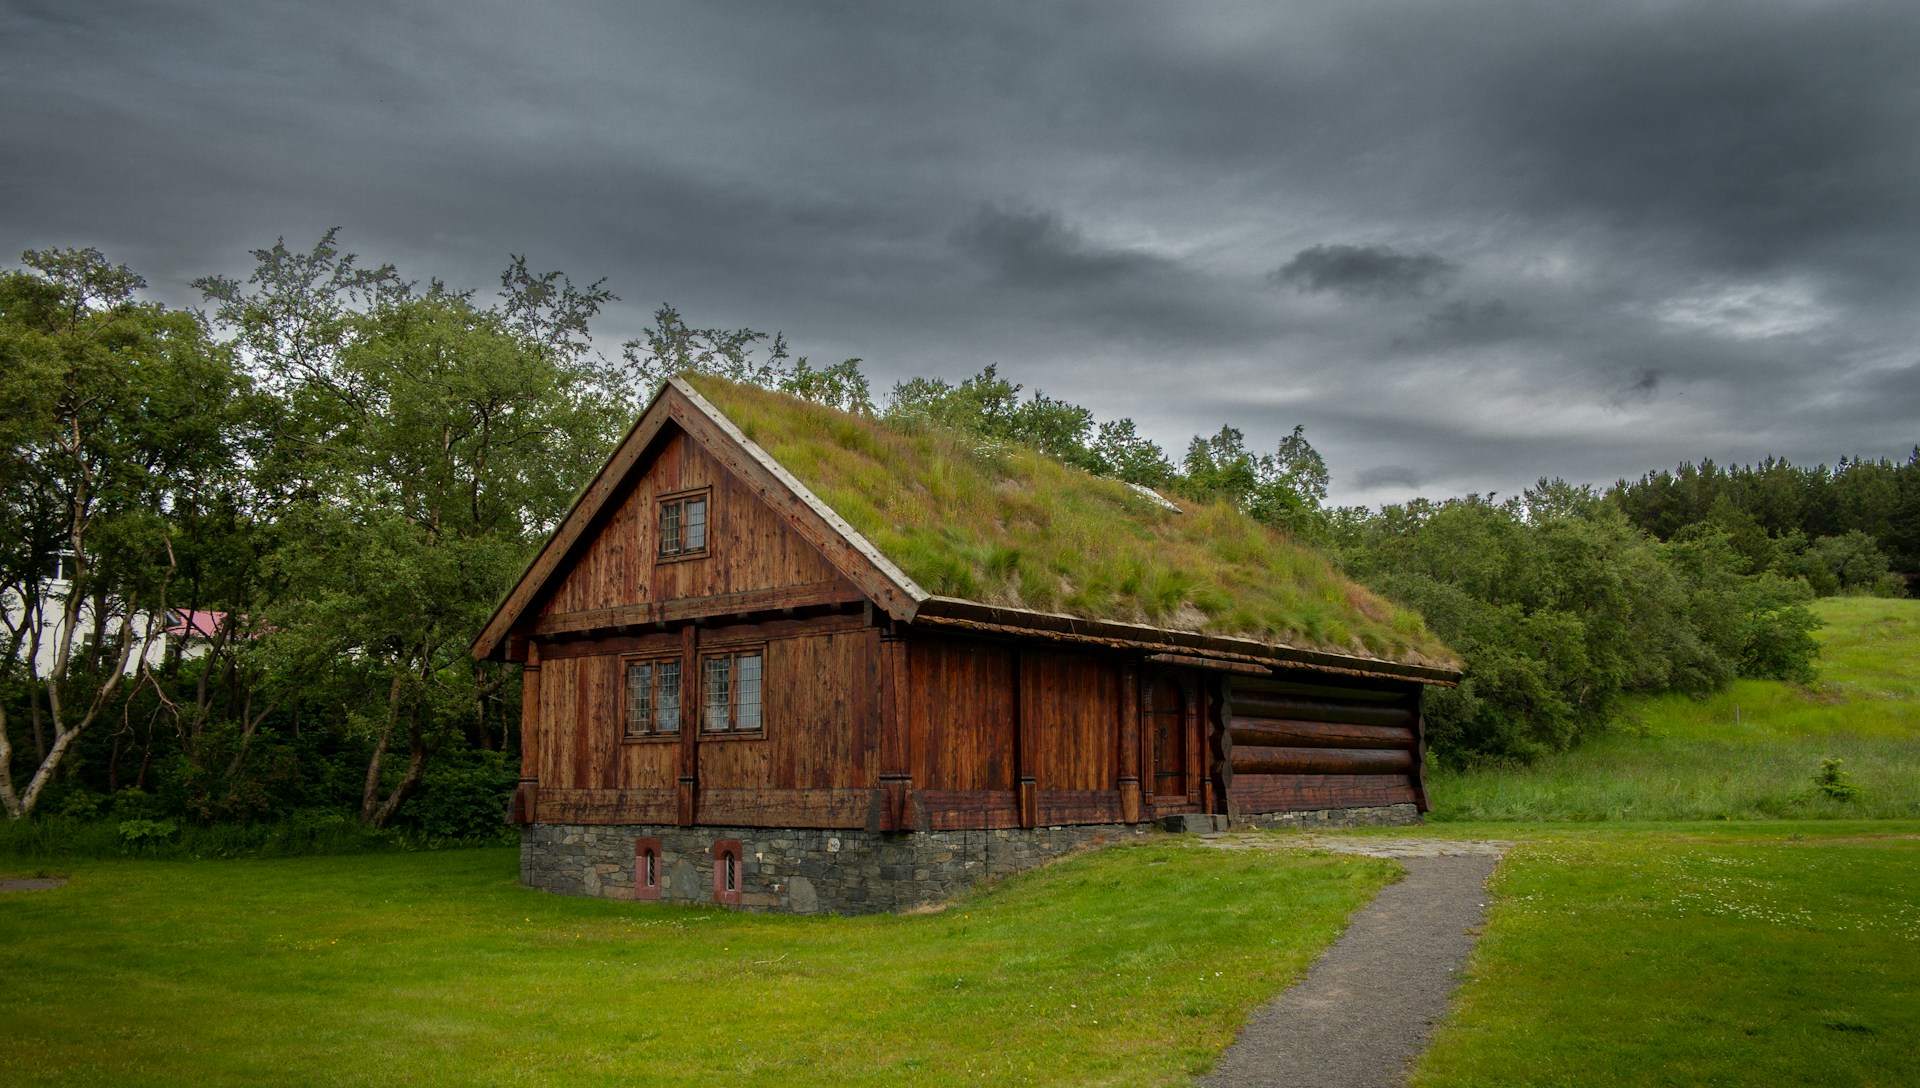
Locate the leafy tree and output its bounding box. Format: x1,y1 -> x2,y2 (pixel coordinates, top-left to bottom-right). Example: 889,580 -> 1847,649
1179,424 -> 1327,534
198,236 -> 626,826
0,248 -> 241,817
1338,482 -> 1820,765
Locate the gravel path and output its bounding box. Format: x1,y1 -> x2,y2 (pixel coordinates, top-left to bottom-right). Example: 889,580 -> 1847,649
1198,836 -> 1507,1088
0,877 -> 67,893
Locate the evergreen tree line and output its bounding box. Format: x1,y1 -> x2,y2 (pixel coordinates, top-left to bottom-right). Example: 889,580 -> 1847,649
2,235 -> 1905,844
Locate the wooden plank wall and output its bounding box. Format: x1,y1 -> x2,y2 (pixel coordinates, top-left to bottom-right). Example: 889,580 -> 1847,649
541,429 -> 841,617
530,623 -> 881,828
903,637 -> 1126,829
1225,676 -> 1426,814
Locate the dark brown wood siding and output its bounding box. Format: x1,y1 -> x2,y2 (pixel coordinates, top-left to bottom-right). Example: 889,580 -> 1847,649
541,429 -> 842,618
528,623 -> 881,828
1224,676 -> 1426,814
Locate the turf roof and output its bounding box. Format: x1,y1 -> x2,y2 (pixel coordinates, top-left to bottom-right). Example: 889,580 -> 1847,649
687,375 -> 1458,670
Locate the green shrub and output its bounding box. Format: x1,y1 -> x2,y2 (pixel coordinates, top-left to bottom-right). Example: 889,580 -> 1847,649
116,818 -> 180,847
1813,757 -> 1862,802
397,749 -> 517,842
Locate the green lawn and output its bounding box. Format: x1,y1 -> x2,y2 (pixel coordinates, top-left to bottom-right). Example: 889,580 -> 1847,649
1430,597 -> 1920,821
0,841 -> 1395,1087
8,597 -> 1916,1085
1408,822 -> 1920,1088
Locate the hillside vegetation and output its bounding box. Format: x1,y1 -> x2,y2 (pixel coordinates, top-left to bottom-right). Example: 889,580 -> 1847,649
1430,597 -> 1920,821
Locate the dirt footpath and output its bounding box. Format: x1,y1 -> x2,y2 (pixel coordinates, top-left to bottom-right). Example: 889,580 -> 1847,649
1198,835 -> 1507,1088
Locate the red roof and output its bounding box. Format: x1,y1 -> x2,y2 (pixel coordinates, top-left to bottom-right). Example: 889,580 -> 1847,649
164,610 -> 230,638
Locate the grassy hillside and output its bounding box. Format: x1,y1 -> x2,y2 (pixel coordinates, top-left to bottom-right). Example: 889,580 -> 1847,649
1430,597 -> 1920,821
687,376 -> 1455,669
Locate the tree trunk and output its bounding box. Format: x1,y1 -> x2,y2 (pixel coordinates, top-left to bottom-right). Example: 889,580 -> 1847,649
359,674 -> 406,825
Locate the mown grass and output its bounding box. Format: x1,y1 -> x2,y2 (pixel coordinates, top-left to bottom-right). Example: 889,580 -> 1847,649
0,813 -> 514,861
1430,597 -> 1920,821
1408,822 -> 1920,1088
0,839 -> 1395,1087
687,375 -> 1454,669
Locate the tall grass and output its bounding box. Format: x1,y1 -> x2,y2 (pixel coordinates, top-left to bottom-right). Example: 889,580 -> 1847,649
1431,598 -> 1920,821
690,376 -> 1455,667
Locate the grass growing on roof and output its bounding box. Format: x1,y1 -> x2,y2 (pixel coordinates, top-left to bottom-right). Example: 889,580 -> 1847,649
688,376 -> 1454,668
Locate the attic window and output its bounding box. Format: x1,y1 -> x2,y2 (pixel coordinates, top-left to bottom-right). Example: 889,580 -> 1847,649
657,490 -> 709,559
624,657 -> 682,738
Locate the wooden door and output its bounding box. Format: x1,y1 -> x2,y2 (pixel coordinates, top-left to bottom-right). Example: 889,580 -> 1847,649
1147,674 -> 1188,798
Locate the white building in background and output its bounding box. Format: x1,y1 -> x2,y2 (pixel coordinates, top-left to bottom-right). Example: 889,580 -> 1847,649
2,551 -> 221,678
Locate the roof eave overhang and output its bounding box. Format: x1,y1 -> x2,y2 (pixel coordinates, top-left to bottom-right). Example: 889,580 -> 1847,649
908,596 -> 1461,686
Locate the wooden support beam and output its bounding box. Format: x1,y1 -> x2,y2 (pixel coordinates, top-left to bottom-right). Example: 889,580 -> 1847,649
1118,663 -> 1141,824
677,624 -> 698,827
519,641 -> 542,783
1211,676 -> 1235,818
1229,720 -> 1417,750
877,635 -> 911,831
534,579 -> 865,637
1231,746 -> 1415,776
1412,687 -> 1433,813
1015,650 -> 1038,828
1228,695 -> 1417,728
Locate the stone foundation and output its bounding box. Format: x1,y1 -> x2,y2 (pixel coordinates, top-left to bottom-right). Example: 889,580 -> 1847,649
521,821 -> 1154,913
1233,802 -> 1422,831
522,803 -> 1422,914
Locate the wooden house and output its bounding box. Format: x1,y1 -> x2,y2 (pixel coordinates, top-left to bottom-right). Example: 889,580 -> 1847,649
474,376 -> 1459,912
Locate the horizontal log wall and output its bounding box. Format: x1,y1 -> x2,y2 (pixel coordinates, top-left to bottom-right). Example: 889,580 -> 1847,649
1226,676 -> 1427,815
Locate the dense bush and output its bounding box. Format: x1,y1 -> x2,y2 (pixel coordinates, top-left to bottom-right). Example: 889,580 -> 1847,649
1335,484 -> 1822,766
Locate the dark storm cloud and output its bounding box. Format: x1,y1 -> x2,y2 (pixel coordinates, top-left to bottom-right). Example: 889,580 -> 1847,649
4,0 -> 1918,508
956,206 -> 1174,287
1611,369 -> 1663,408
1271,244 -> 1457,300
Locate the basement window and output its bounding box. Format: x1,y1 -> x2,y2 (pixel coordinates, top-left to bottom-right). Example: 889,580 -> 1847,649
700,649 -> 764,735
657,490 -> 709,559
635,837 -> 662,901
624,657 -> 682,738
712,839 -> 743,905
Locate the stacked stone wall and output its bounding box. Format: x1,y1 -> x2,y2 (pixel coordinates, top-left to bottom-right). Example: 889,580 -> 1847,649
522,803 -> 1420,914
1233,802 -> 1421,831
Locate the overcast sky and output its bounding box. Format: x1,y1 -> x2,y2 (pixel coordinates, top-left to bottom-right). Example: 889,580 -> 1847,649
5,1 -> 1917,506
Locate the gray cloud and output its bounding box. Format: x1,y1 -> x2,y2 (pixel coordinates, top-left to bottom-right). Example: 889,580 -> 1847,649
1611,369 -> 1663,408
1353,465 -> 1426,490
956,206 -> 1172,287
3,0 -> 1917,509
1271,244 -> 1458,300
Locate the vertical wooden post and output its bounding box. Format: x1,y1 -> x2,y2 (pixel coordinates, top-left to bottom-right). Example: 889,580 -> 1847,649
1118,662 -> 1141,824
515,640 -> 541,825
677,624 -> 698,827
1015,651 -> 1038,828
877,634 -> 911,831
1411,685 -> 1432,813
1210,676 -> 1235,820
1190,684 -> 1210,813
